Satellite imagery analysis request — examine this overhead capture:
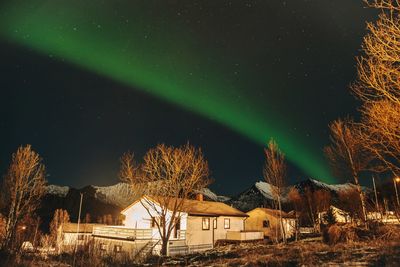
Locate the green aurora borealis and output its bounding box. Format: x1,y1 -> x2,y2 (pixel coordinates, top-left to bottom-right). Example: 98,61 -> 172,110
0,1 -> 335,183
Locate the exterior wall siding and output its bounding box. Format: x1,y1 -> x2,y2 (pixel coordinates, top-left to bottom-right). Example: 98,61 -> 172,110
121,199 -> 188,241
245,209 -> 296,239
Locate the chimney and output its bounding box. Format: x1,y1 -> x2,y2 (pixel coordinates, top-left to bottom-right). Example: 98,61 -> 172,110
196,193 -> 204,201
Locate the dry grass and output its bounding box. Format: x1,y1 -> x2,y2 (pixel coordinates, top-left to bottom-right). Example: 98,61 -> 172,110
3,225 -> 400,266
325,224 -> 359,245
156,238 -> 400,266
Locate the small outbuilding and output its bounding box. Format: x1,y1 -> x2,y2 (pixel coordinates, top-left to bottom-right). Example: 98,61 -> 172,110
245,208 -> 298,240
57,223 -> 102,252
318,205 -> 352,225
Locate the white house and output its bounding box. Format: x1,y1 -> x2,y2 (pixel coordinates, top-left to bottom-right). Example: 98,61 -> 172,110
113,195 -> 261,255
57,195 -> 262,258
318,206 -> 352,224
57,223 -> 101,253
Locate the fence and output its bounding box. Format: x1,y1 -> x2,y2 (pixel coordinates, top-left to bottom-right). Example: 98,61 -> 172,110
93,226 -> 153,240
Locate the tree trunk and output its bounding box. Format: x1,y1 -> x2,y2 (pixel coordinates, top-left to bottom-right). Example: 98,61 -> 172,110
160,239 -> 168,256
277,196 -> 286,243
353,174 -> 368,223
2,218 -> 16,250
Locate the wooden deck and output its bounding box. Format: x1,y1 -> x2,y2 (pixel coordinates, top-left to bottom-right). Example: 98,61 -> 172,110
93,226 -> 152,240
92,226 -> 187,241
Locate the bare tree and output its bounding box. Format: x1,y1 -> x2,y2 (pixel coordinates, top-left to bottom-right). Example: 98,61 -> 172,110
0,145 -> 47,251
0,214 -> 5,242
324,119 -> 374,222
288,187 -> 331,229
120,143 -> 211,255
338,189 -> 364,222
352,0 -> 400,105
50,209 -> 70,247
263,139 -> 287,243
351,1 -> 400,176
360,100 -> 400,175
84,213 -> 91,223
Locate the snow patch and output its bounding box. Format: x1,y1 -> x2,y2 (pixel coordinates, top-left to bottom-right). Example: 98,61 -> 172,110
93,183 -> 137,208
254,181 -> 275,199
47,184 -> 69,197
200,188 -> 231,202
309,178 -> 357,192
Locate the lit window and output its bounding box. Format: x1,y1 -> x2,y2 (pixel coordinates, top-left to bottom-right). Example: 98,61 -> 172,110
263,220 -> 270,228
224,218 -> 230,229
213,219 -> 217,229
202,218 -> 210,230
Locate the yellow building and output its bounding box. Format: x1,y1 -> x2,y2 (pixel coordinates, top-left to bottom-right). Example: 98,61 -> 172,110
245,208 -> 298,240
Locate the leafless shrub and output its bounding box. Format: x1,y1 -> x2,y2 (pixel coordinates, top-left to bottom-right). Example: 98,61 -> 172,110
376,224 -> 400,240
325,224 -> 359,245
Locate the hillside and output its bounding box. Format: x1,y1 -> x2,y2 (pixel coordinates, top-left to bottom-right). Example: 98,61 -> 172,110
227,178 -> 368,212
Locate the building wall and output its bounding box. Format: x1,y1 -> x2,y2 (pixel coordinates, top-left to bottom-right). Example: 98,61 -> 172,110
245,209 -> 296,239
60,233 -> 92,253
185,216 -> 245,247
121,198 -> 188,241
93,236 -> 150,258
214,216 -> 245,241
185,216 -> 213,247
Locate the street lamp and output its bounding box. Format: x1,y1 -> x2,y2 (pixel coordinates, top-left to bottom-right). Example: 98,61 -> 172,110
393,177 -> 400,208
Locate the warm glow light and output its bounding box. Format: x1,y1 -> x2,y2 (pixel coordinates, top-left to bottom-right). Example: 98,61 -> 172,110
395,177 -> 400,183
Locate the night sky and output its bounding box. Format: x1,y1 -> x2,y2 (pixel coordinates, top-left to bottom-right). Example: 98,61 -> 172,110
0,1 -> 377,195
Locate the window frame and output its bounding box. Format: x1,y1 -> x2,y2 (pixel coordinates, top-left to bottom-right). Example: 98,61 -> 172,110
202,217 -> 210,230
262,220 -> 270,228
224,218 -> 230,229
213,218 -> 217,229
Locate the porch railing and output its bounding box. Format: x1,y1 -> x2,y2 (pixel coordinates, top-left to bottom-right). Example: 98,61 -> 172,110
93,226 -> 152,240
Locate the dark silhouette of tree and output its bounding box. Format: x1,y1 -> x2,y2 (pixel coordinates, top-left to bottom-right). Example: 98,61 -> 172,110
0,145 -> 47,251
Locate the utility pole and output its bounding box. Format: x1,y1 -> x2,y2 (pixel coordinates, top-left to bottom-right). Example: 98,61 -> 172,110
372,176 -> 379,212
73,193 -> 83,267
393,178 -> 400,208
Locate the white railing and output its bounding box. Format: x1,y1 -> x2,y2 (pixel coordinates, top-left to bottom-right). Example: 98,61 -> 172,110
177,230 -> 186,240
93,226 -> 152,240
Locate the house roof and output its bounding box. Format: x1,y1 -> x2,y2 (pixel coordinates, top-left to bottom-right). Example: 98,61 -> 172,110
247,208 -> 297,219
61,223 -> 105,233
122,195 -> 248,217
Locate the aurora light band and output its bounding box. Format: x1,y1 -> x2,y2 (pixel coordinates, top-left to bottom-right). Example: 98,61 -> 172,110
0,1 -> 335,183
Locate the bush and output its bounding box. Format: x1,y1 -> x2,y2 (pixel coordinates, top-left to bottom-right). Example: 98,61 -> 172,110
376,225 -> 400,240
324,224 -> 359,245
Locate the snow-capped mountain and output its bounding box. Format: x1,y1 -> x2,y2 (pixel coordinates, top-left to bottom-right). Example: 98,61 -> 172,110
46,184 -> 70,197
44,178 -> 368,218
45,182 -> 226,209
227,181 -> 281,212
294,178 -> 360,194
228,178 -> 366,212
93,183 -> 137,208
200,188 -> 231,202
